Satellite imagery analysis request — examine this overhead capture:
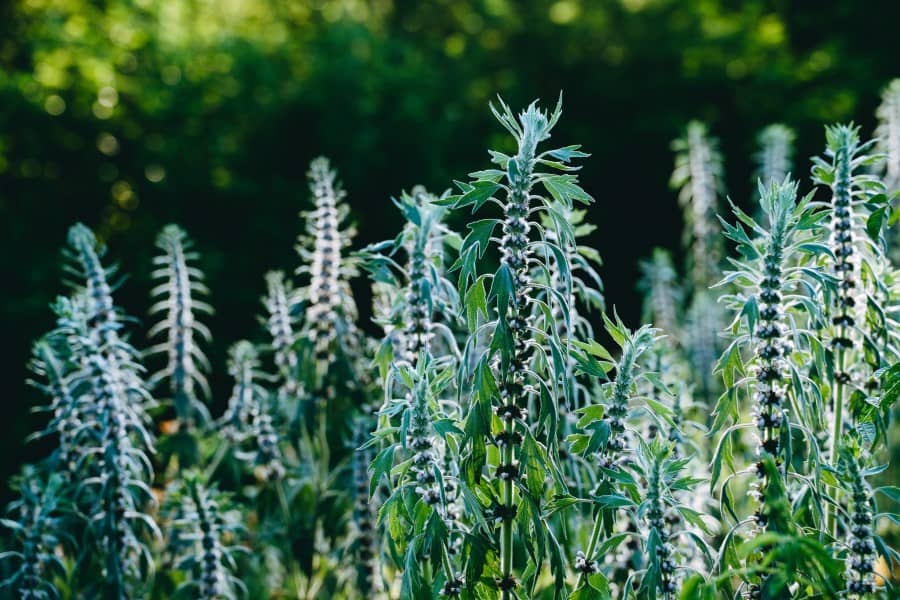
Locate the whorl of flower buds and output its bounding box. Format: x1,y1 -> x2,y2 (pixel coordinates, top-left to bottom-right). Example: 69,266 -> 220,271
191,485 -> 232,598
352,419 -> 379,595
402,190 -> 436,363
751,211 -> 791,461
499,160 -> 536,417
646,449 -> 679,599
841,450 -> 877,597
67,223 -> 117,330
170,477 -> 244,599
251,408 -> 285,482
65,224 -> 146,399
602,327 -> 655,462
147,224 -> 213,427
828,130 -> 858,349
406,381 -> 449,512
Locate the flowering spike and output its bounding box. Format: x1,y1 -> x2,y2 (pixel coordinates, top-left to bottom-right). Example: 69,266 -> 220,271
147,224 -> 213,428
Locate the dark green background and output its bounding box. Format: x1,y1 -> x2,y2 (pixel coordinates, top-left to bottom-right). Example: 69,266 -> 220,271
1,0 -> 898,499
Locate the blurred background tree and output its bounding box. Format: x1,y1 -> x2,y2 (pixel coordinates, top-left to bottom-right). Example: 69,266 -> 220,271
1,0 -> 898,500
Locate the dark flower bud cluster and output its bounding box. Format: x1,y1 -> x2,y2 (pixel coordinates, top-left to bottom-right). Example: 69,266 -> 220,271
828,138 -> 859,351
499,181 -> 535,409
574,550 -> 599,574
602,334 -> 644,462
251,409 -> 285,482
752,252 -> 789,460
170,478 -> 243,600
402,242 -> 434,362
843,453 -> 876,597
406,384 -> 457,518
646,452 -> 679,598
352,420 -> 379,595
442,575 -> 464,597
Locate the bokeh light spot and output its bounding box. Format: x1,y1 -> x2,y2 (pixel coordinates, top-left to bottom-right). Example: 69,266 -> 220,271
44,94 -> 66,115
97,132 -> 120,156
145,164 -> 166,183
549,1 -> 579,25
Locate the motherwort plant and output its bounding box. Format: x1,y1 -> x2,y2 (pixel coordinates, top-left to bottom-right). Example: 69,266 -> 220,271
0,471 -> 69,598
220,341 -> 284,480
712,178 -> 827,594
810,125 -> 891,530
755,125 -> 796,191
58,224 -> 162,596
638,248 -> 681,339
5,86 -> 900,600
167,474 -> 246,599
147,224 -> 213,430
671,120 -> 725,291
837,443 -> 877,598
569,318 -> 662,596
363,186 -> 461,367
296,157 -> 361,384
363,187 -> 464,595
446,96 -> 591,597
671,123 -> 727,411
633,440 -> 709,600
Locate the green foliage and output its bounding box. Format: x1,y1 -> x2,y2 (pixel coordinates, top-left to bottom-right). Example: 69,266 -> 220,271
3,81 -> 900,600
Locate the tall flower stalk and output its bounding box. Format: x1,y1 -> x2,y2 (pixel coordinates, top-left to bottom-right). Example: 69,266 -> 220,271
363,187 -> 463,595
220,341 -> 284,480
638,248 -> 681,338
671,121 -> 725,291
57,293 -> 159,598
713,178 -> 826,595
296,157 -> 360,382
167,474 -> 246,599
811,124 -> 888,535
671,123 -> 727,411
147,224 -> 213,430
448,96 -> 590,597
57,224 -> 160,596
570,318 -> 660,595
838,445 -> 877,598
